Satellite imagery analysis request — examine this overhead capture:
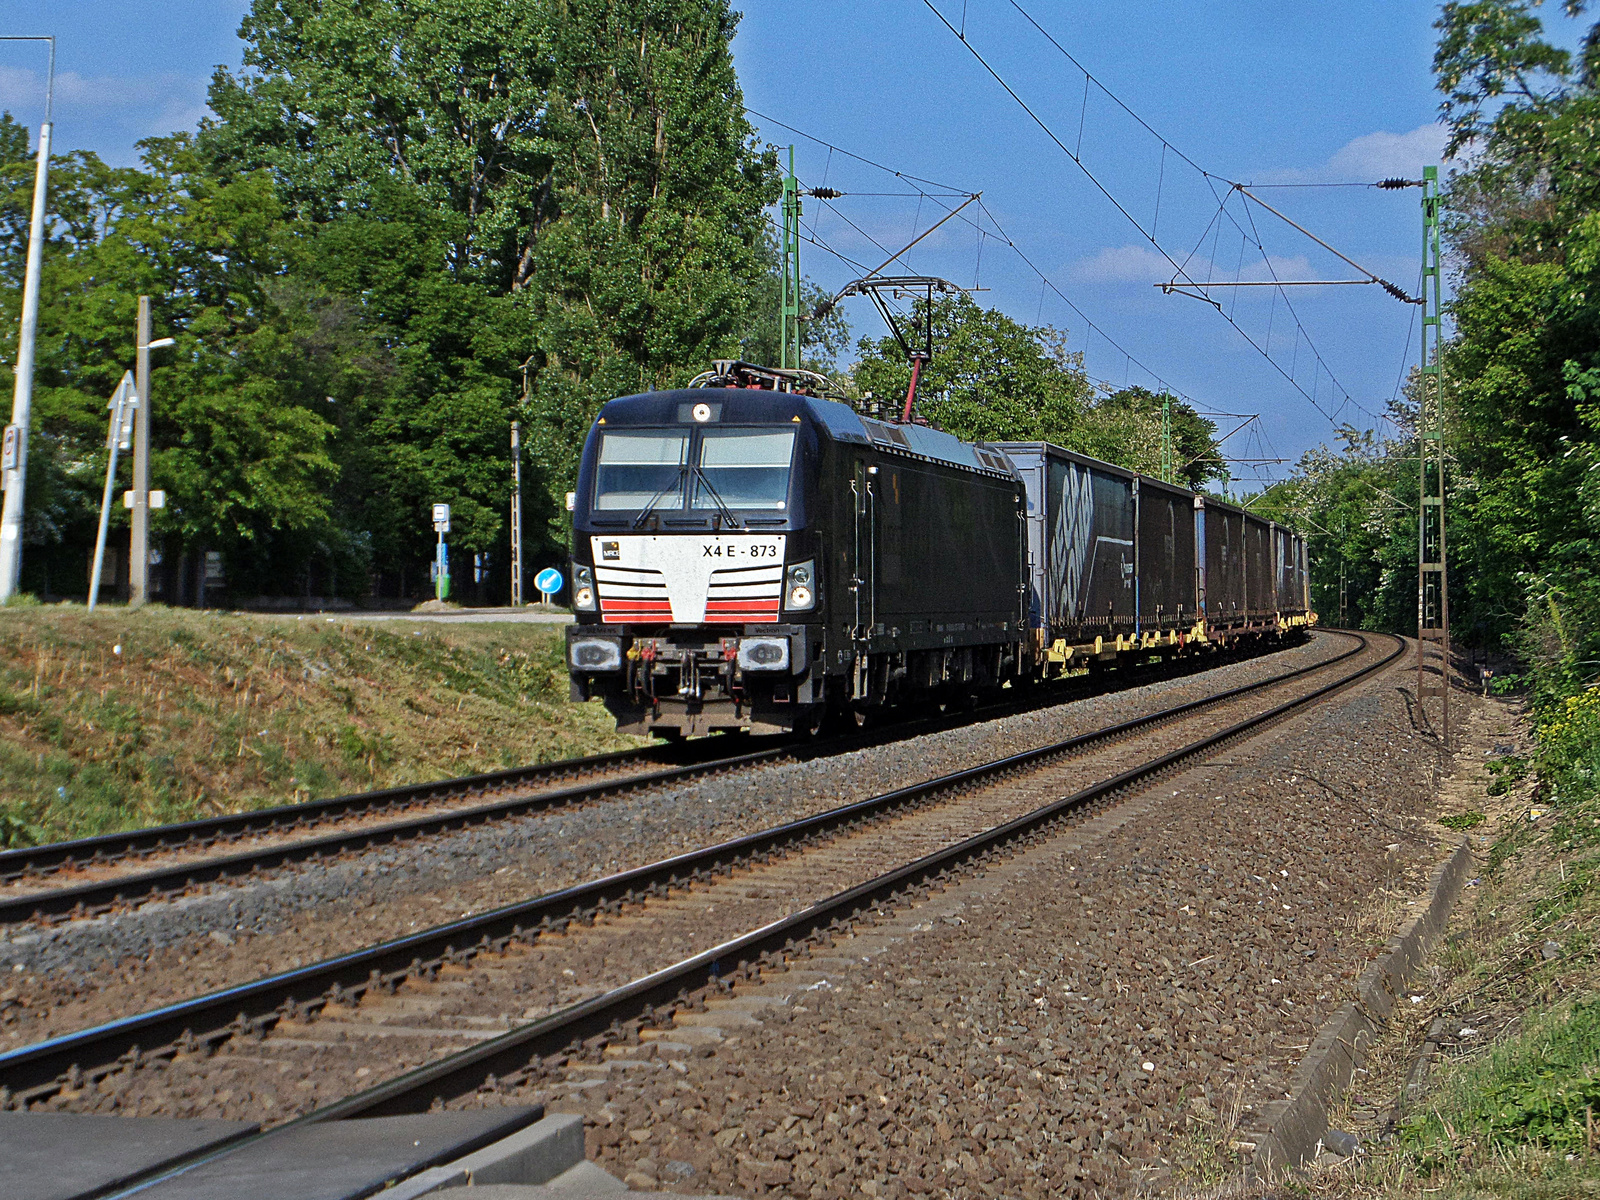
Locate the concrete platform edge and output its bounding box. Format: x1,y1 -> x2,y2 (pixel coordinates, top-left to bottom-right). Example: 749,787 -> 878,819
386,1113 -> 586,1195
1241,836 -> 1473,1174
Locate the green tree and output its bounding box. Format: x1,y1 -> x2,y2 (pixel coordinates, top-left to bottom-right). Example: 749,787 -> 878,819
849,294 -> 1224,487
207,0 -> 778,558
1091,385 -> 1225,490
0,120 -> 346,599
736,231 -> 852,373
1248,416 -> 1419,632
851,293 -> 1094,443
1430,0 -> 1600,659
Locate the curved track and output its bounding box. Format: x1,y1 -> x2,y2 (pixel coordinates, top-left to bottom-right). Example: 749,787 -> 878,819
0,632 -> 1397,1123
0,636 -> 1302,926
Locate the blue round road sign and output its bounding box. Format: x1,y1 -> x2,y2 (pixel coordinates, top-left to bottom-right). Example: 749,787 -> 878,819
534,567 -> 564,595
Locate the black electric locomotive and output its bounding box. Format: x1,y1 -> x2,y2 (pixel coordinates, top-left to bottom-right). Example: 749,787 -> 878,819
565,364 -> 1026,737
566,361 -> 1312,738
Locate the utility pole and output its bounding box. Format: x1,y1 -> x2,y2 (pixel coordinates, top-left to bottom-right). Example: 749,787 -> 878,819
510,421 -> 523,608
1417,165 -> 1450,746
0,40 -> 53,602
779,146 -> 802,370
129,297 -> 153,606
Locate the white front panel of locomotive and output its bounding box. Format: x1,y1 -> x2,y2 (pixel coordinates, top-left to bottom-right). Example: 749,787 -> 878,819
591,535 -> 786,624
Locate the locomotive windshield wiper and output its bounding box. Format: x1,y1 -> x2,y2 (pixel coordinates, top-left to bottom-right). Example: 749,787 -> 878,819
692,465 -> 740,529
632,466 -> 688,528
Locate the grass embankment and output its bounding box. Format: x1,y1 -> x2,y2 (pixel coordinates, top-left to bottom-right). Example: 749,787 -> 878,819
0,604 -> 637,847
1301,687 -> 1600,1199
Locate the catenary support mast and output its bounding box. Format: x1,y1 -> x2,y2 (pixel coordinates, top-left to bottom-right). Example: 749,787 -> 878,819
1416,165 -> 1450,745
1160,394 -> 1174,484
780,146 -> 802,370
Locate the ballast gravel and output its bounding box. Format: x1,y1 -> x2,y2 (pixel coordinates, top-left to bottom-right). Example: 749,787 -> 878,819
484,641 -> 1450,1198
0,635 -> 1346,1050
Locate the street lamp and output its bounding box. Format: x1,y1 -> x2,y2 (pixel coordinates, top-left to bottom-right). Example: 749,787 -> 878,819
0,35 -> 55,602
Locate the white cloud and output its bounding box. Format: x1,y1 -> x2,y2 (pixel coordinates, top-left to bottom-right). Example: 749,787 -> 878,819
1237,254 -> 1315,283
0,65 -> 210,136
1070,243 -> 1172,283
1256,123 -> 1450,185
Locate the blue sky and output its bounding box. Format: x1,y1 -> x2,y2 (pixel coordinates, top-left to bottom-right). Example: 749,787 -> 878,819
0,2 -> 1589,487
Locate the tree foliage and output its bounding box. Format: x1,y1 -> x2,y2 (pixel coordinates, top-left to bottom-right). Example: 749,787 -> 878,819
2,0 -> 780,602
1247,415 -> 1420,633
1263,1 -> 1600,664
0,122 -> 345,595
1434,0 -> 1600,664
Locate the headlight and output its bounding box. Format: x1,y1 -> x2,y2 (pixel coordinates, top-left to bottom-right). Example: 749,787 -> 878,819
737,637 -> 790,671
573,563 -> 596,612
569,638 -> 622,671
784,560 -> 816,612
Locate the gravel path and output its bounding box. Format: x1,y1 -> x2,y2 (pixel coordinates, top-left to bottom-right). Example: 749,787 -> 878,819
0,636 -> 1341,1053
456,638 -> 1448,1198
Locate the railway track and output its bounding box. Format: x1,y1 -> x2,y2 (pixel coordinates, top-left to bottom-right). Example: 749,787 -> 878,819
0,630 -> 1397,1137
0,636 -> 1299,926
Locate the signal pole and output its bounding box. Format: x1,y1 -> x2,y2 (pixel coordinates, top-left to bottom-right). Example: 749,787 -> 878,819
1339,517 -> 1349,629
1416,165 -> 1450,746
779,146 -> 802,370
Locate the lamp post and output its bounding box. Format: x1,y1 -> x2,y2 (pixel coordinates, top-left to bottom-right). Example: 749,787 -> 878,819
0,36 -> 54,602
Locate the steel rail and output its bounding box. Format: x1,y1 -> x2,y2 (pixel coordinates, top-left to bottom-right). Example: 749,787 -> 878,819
94,632 -> 1404,1200
0,742 -> 791,926
0,634 -> 1293,925
0,632 -> 1371,1107
0,743 -> 683,883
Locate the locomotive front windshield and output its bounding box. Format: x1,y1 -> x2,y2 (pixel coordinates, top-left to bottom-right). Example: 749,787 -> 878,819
692,429 -> 794,511
593,425 -> 794,513
593,430 -> 689,510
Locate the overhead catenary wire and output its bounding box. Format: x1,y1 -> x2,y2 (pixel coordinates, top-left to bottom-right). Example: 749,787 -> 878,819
745,108 -> 971,196
757,110 -> 1209,408
927,0 -> 1406,434
762,112 -> 1392,470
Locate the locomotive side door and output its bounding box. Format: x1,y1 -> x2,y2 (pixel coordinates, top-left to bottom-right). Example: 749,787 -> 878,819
849,457 -> 876,691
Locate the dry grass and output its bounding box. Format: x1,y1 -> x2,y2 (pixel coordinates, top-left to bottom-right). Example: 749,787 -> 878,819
0,603 -> 639,845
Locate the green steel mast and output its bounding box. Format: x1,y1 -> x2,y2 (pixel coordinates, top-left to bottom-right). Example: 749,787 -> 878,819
780,146 -> 802,371
1160,393 -> 1174,484
1417,164 -> 1450,745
